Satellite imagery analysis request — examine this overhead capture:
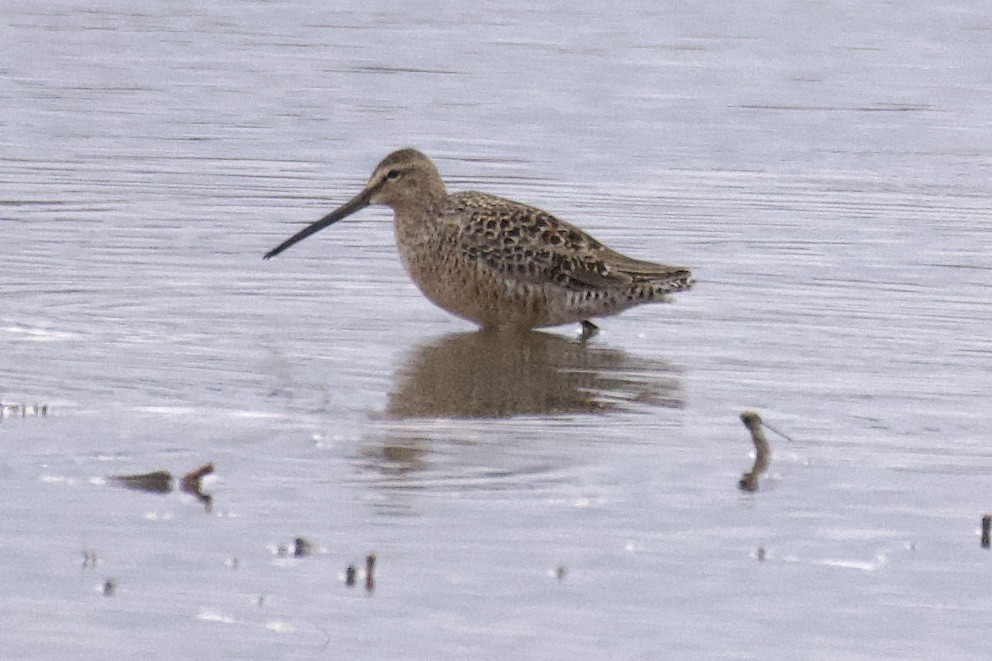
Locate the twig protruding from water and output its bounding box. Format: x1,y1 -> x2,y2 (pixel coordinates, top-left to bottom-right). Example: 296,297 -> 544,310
738,411 -> 771,492
109,463 -> 215,512
365,553 -> 376,593
737,410 -> 797,491
180,463 -> 215,512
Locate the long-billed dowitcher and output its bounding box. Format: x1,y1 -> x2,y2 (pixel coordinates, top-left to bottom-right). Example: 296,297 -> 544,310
264,149 -> 693,332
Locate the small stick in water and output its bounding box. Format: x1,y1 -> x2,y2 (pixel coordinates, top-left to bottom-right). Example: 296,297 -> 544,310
365,553 -> 376,593
102,579 -> 117,597
982,514 -> 991,549
737,410 -> 796,491
738,410 -> 771,492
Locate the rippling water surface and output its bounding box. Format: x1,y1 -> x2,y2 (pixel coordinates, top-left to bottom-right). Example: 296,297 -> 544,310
3,2 -> 992,659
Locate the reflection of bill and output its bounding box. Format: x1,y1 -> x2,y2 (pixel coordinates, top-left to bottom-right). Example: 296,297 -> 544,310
386,331 -> 683,419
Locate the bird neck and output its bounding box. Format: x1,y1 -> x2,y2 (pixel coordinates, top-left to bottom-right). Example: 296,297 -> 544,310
390,183 -> 446,222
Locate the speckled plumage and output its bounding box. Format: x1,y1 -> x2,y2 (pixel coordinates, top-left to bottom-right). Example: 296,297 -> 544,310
264,148 -> 693,331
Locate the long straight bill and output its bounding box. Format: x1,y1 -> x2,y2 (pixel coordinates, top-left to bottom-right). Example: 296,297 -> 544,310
263,188 -> 373,260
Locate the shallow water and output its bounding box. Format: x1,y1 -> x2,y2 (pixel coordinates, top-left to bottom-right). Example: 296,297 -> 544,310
2,1 -> 992,659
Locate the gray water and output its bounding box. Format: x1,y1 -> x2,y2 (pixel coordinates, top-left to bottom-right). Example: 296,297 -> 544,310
3,1 -> 992,659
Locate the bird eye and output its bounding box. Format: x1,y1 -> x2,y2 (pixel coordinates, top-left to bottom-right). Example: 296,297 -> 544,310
386,169 -> 402,181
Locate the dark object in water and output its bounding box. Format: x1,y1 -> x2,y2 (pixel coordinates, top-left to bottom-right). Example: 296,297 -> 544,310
365,553 -> 376,593
756,547 -> 767,562
738,411 -> 770,492
737,410 -> 795,491
293,537 -> 314,557
108,463 -> 215,512
102,579 -> 117,597
345,565 -> 357,587
579,320 -> 599,341
982,514 -> 991,549
109,470 -> 173,494
556,565 -> 567,581
180,463 -> 215,512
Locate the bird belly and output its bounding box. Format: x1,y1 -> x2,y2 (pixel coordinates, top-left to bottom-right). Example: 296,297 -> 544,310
397,244 -> 552,330
393,229 -> 660,330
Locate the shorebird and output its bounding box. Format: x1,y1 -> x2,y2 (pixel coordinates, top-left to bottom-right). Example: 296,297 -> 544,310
264,149 -> 693,332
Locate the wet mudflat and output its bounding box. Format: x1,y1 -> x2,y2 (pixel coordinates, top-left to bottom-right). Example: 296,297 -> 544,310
2,2 -> 991,659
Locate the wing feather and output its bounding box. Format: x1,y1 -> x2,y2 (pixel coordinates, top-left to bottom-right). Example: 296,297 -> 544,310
444,192 -> 688,292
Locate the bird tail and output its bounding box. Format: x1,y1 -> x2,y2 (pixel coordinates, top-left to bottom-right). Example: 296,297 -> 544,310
631,267 -> 694,301
652,268 -> 694,294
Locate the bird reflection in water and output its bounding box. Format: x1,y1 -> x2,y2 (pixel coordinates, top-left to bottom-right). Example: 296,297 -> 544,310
355,331 -> 684,510
385,330 -> 683,419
